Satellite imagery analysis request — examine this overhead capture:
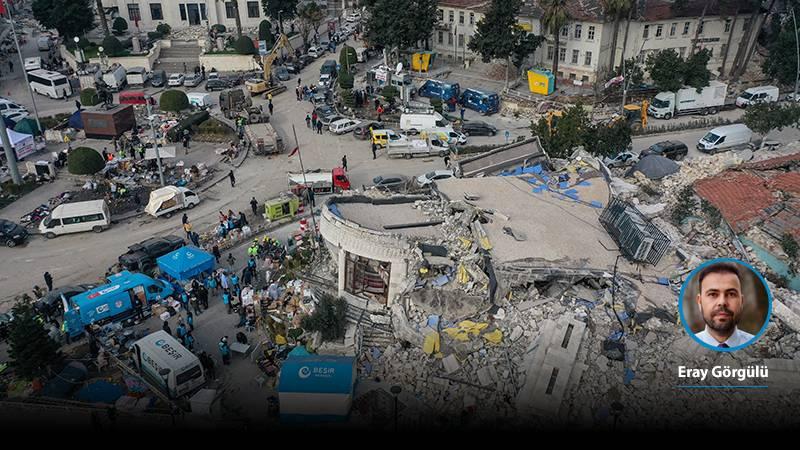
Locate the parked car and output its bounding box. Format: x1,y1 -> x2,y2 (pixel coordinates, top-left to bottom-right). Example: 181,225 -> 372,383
416,170 -> 454,187
0,98 -> 28,115
205,78 -> 232,91
330,118 -> 361,134
372,174 -> 409,192
318,73 -> 334,89
298,54 -> 314,67
640,140 -> 689,161
168,73 -> 185,87
353,121 -> 384,140
37,284 -> 97,319
118,235 -> 185,273
307,46 -> 325,59
274,66 -> 291,81
461,120 -> 497,136
284,61 -> 302,74
318,114 -> 344,129
603,151 -> 639,168
183,72 -> 204,87
0,218 -> 28,247
150,70 -> 167,87
314,104 -> 337,120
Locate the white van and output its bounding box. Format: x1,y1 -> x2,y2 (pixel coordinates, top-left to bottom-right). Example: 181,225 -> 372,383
421,127 -> 466,145
24,57 -> 42,72
697,124 -> 754,154
102,64 -> 127,92
39,200 -> 111,238
132,331 -> 205,398
37,36 -> 52,51
736,85 -> 779,108
28,69 -> 73,99
400,112 -> 448,134
126,67 -> 150,86
187,92 -> 213,108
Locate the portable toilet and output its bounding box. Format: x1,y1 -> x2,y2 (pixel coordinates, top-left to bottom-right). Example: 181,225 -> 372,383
527,68 -> 555,96
264,193 -> 300,221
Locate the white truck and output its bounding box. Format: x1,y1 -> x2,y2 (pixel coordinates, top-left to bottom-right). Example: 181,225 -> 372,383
102,64 -> 127,92
647,80 -> 728,119
399,112 -> 449,134
387,137 -> 450,159
144,186 -> 201,218
132,331 -> 205,398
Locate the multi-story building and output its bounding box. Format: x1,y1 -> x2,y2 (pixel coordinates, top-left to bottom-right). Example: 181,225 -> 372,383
432,0 -> 487,63
102,0 -> 277,32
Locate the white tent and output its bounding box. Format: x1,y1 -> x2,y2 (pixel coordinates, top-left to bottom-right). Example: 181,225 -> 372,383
7,128 -> 35,160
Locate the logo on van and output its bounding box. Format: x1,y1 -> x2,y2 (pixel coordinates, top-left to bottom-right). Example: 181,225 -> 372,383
298,366 -> 311,379
95,304 -> 110,314
155,339 -> 166,346
87,284 -> 120,300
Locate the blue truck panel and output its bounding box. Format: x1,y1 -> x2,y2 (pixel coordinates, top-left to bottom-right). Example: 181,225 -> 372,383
459,88 -> 500,115
418,80 -> 460,102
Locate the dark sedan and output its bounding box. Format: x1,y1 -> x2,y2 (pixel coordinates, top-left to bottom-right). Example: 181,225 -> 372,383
461,120 -> 498,136
372,174 -> 409,192
275,66 -> 291,81
353,121 -> 384,140
640,140 -> 689,161
205,78 -> 232,91
0,219 -> 28,247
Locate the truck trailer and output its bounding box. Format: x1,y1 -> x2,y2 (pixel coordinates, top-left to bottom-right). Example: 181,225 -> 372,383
287,167 -> 351,194
387,137 -> 450,159
647,81 -> 728,119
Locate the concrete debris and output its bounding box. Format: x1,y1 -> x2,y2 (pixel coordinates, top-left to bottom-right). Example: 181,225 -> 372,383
442,354 -> 461,374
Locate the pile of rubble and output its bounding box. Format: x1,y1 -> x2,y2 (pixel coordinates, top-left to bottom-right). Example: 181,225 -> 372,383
169,26 -> 209,41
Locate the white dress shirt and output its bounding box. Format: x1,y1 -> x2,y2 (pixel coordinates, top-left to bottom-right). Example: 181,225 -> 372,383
695,326 -> 755,348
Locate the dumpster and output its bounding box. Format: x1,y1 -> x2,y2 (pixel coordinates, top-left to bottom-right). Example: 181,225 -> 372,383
527,68 -> 555,96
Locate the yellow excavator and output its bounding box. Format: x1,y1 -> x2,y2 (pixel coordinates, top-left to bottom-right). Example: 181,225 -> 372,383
246,34 -> 293,97
621,99 -> 648,132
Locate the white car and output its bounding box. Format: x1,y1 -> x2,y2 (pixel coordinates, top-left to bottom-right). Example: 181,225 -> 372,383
603,151 -> 639,168
168,73 -> 185,87
329,118 -> 361,134
318,73 -> 333,89
307,46 -> 325,59
24,57 -> 42,72
346,13 -> 361,22
417,169 -> 454,187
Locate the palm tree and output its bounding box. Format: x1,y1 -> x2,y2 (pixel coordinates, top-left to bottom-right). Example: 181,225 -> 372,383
619,0 -> 636,74
541,0 -> 570,90
96,0 -> 110,37
604,0 -> 632,76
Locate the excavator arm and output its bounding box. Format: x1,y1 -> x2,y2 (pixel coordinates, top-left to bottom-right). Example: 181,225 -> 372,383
262,34 -> 294,85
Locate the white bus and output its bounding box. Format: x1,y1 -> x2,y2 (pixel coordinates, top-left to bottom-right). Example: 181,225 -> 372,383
28,69 -> 73,99
39,199 -> 111,238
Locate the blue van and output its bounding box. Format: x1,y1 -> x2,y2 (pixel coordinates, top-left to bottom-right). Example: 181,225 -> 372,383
64,271 -> 175,337
459,88 -> 500,115
418,79 -> 461,103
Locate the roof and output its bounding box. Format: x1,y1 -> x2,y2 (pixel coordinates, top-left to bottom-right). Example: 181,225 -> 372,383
637,0 -> 759,22
156,246 -> 216,281
331,198 -> 442,238
437,0 -> 488,10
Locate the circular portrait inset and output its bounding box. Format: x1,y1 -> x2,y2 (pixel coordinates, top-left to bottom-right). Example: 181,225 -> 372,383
679,258 -> 772,352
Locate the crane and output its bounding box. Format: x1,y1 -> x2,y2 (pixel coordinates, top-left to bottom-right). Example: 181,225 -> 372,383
262,34 -> 294,85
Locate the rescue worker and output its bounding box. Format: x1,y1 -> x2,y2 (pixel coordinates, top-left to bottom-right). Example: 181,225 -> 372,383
219,336 -> 231,365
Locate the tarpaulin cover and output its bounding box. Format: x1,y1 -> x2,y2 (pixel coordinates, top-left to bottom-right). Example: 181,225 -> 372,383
76,380 -> 125,404
625,155 -> 679,180
278,355 -> 356,395
41,362 -> 88,399
156,246 -> 216,281
68,110 -> 84,129
14,118 -> 42,136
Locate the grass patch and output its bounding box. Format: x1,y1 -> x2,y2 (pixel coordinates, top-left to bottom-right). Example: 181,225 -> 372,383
0,180 -> 40,210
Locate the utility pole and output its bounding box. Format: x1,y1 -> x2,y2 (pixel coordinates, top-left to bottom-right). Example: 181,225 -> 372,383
145,100 -> 165,186
291,125 -> 318,247
7,6 -> 44,137
0,112 -> 21,185
793,7 -> 799,100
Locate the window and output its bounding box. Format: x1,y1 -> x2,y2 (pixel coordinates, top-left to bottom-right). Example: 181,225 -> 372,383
725,19 -> 732,32
561,324 -> 575,348
469,13 -> 474,25
683,22 -> 690,35
545,368 -> 560,395
225,2 -> 236,19
643,25 -> 649,39
458,34 -> 464,48
561,25 -> 568,37
127,3 -> 141,22
179,4 -> 187,21
698,20 -> 704,35
448,33 -> 453,45
438,9 -> 443,21
571,49 -> 579,64
547,46 -> 554,60
559,47 -> 566,62
574,24 -> 582,39
247,1 -> 259,18
584,51 -> 592,66
438,31 -> 443,44
200,3 -> 206,20
670,23 -> 676,36
569,73 -> 576,80
679,47 -> 686,57
459,11 -> 464,24
150,3 -> 163,20
581,75 -> 589,83
588,25 -> 595,40
656,24 -> 663,37
449,10 -> 454,22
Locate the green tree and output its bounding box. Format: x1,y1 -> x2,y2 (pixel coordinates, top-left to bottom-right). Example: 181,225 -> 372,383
261,0 -> 299,34
32,0 -> 96,42
742,102 -> 800,145
671,185 -> 697,225
95,0 -> 110,37
469,0 -> 544,88
112,17 -> 128,35
365,0 -> 438,60
533,103 -> 591,158
381,85 -> 400,106
67,147 -> 105,175
339,45 -> 357,71
588,119 -> 632,157
646,49 -> 684,92
338,71 -> 354,89
762,15 -> 799,86
300,294 -> 347,341
234,35 -> 257,55
611,57 -> 644,91
7,299 -> 63,379
541,0 -> 571,91
683,48 -> 711,91
159,90 -> 190,112
340,88 -> 355,108
297,1 -> 325,51
101,36 -> 125,56
258,19 -> 274,44
80,88 -> 100,106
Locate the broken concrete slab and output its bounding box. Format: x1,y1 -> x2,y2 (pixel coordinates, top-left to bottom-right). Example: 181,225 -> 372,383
442,354 -> 460,374
409,289 -> 488,322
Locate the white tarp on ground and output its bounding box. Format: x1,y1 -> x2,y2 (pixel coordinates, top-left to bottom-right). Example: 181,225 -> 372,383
144,146 -> 176,160
7,128 -> 35,160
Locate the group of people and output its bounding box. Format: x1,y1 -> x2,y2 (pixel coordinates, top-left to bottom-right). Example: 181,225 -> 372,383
215,208 -> 248,239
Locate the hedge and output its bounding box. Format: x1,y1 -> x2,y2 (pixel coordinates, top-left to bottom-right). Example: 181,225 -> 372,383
234,36 -> 256,55
159,90 -> 190,113
80,88 -> 100,106
147,31 -> 163,40
258,20 -> 272,41
112,17 -> 128,34
156,23 -> 172,36
67,147 -> 105,175
338,71 -> 354,90
101,36 -> 125,57
339,45 -> 356,68
211,24 -> 227,34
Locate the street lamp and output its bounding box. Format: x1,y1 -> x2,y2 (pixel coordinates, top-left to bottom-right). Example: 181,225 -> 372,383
390,385 -> 402,432
98,46 -> 106,68
73,36 -> 83,63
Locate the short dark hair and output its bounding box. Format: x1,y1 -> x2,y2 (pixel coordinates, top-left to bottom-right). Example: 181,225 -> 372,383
697,262 -> 742,292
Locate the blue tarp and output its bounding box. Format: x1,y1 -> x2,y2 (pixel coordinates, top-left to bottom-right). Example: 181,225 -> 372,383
156,246 -> 216,281
76,380 -> 125,404
68,110 -> 84,130
278,355 -> 356,395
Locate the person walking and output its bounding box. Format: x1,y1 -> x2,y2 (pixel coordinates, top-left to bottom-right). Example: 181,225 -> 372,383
227,253 -> 236,268
8,60 -> 13,72
183,62 -> 187,73
222,290 -> 232,314
162,320 -> 172,336
43,272 -> 53,291
372,141 -> 377,160
187,311 -> 195,332
238,211 -> 248,227
212,245 -> 221,264
220,271 -> 229,291
191,293 -> 202,315
268,101 -> 274,115
183,221 -> 193,239
316,120 -> 323,134
190,231 -> 200,247
176,321 -> 187,345
305,114 -> 311,128
182,213 -> 189,225
250,197 -> 258,216
219,337 -> 231,365
75,99 -> 81,111
460,107 -> 466,122
229,170 -> 236,187
311,111 -> 318,129
200,352 -> 216,380
341,155 -> 348,171
184,332 -> 195,351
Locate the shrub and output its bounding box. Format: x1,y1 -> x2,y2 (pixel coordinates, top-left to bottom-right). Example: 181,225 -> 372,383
381,86 -> 399,105
80,88 -> 100,106
338,71 -> 354,90
156,23 -> 171,36
233,36 -> 256,55
258,20 -> 272,41
147,31 -> 163,40
340,88 -> 355,108
196,117 -> 233,136
101,36 -> 125,57
112,17 -> 128,34
67,147 -> 105,175
782,233 -> 799,261
701,199 -> 723,229
670,185 -> 697,225
211,24 -> 227,34
430,98 -> 443,114
339,45 -> 356,68
300,294 -> 347,341
159,90 -> 190,113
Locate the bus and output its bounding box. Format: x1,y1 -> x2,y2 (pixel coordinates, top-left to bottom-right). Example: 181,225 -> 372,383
27,69 -> 73,99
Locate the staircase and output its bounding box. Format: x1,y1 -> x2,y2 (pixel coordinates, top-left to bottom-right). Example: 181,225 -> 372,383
155,41 -> 202,74
345,301 -> 395,348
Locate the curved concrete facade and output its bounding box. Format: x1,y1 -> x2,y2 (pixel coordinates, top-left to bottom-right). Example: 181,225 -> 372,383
320,200 -> 418,308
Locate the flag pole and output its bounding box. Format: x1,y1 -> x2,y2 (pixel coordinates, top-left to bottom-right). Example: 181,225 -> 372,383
291,125 -> 318,248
